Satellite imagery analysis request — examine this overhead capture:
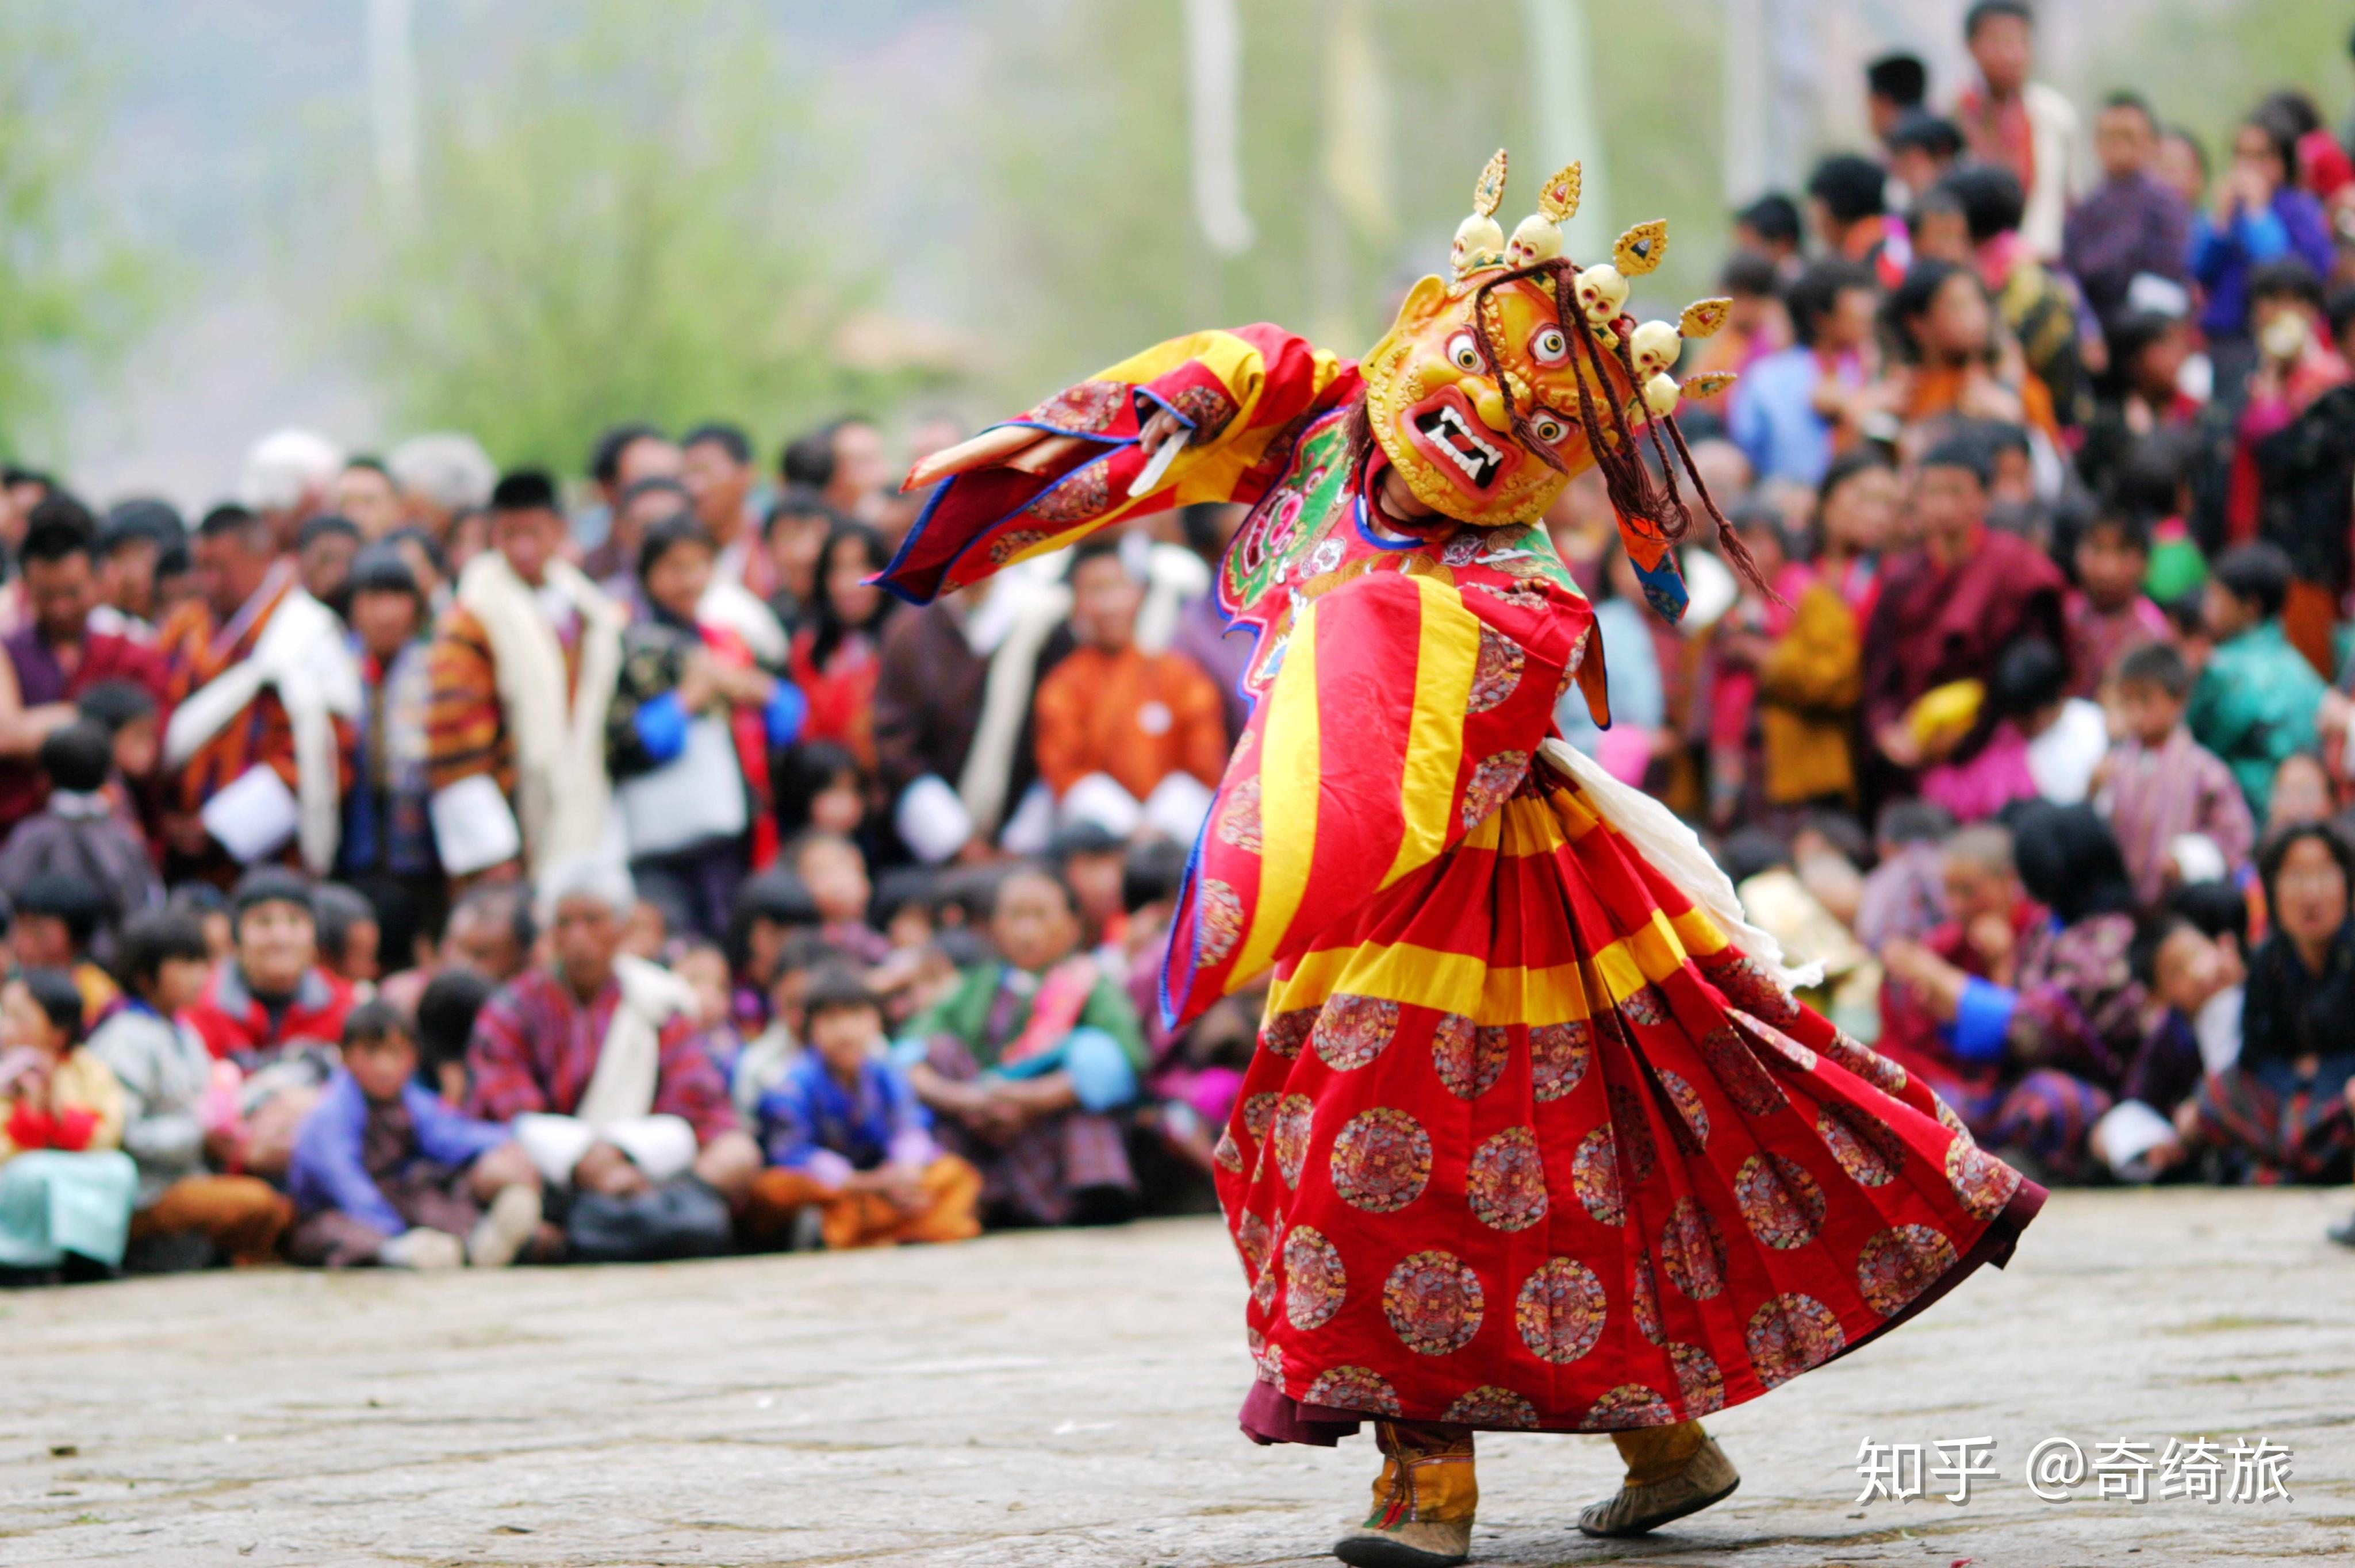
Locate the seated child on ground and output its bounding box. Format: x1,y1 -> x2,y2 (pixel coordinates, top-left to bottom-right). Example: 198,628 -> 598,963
790,831 -> 888,963
2096,910 -> 2245,1182
731,931 -> 837,1120
0,969 -> 135,1277
311,885 -> 383,989
286,1001 -> 545,1269
670,940 -> 745,1079
88,910 -> 291,1269
0,721 -> 162,951
415,968 -> 496,1107
745,965 -> 981,1250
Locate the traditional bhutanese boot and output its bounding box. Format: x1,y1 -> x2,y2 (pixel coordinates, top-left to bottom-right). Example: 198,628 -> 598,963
1333,1420 -> 1476,1568
1576,1420 -> 1739,1538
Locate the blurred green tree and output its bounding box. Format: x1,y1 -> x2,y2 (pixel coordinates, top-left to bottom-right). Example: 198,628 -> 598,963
0,6 -> 154,456
343,0 -> 946,471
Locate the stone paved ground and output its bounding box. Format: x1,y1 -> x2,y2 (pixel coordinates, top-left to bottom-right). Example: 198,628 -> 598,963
3,1186 -> 2352,1568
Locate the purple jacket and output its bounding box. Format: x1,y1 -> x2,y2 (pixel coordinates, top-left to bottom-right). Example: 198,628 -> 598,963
288,1069 -> 511,1236
2061,171 -> 2189,322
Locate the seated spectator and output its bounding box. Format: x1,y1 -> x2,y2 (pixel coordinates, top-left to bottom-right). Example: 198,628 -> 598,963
606,516 -> 806,939
726,869 -> 818,1034
1943,162 -> 2087,431
790,831 -> 888,963
1865,435 -> 2068,782
465,858 -> 759,1261
312,883 -> 382,989
758,486 -> 841,639
0,720 -> 162,951
1052,821 -> 1132,957
2185,824 -> 2355,1185
669,940 -> 744,1080
379,878 -> 536,1022
2235,260 -> 2355,674
1727,259 -> 1879,486
743,966 -> 981,1251
1712,507 -> 1858,821
2012,639 -> 2109,807
2267,751 -> 2333,839
2188,543 -> 2325,821
1032,539 -> 1225,842
415,967 -> 494,1108
1886,110 -> 1963,206
1880,808 -> 2142,1180
2076,312 -> 2200,502
2063,511 -> 2166,699
1122,838 -> 1249,1179
2097,643 -> 2255,910
1556,539 -> 1667,783
2095,913 -> 2245,1182
773,739 -> 867,843
0,968 -> 135,1279
898,863 -> 1145,1227
1687,250 -> 1788,382
1812,448 -> 1900,623
731,930 -> 832,1121
1884,260 -> 2056,440
187,870 -> 355,1067
1806,152 -> 1904,287
1731,191 -> 1801,274
290,1001 -> 546,1269
90,911 -> 292,1271
1854,800 -> 1955,952
14,873 -> 122,1021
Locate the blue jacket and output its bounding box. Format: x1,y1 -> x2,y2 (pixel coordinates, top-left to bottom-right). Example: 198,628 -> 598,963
288,1070 -> 512,1236
2189,189 -> 2335,339
755,1050 -> 936,1182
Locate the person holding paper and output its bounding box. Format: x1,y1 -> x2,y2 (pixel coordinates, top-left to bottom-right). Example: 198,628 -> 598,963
155,504 -> 359,882
423,471 -> 629,884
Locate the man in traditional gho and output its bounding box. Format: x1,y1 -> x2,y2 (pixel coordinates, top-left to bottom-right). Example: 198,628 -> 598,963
885,151 -> 2045,1567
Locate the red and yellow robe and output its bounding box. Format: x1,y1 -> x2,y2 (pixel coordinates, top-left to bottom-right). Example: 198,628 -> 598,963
881,326 -> 2043,1440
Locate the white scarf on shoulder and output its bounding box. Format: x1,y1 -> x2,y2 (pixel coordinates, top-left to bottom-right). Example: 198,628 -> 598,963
574,954 -> 699,1128
162,570 -> 361,875
455,551 -> 627,877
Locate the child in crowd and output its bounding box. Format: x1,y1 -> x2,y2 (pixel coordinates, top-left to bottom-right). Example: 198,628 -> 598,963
415,968 -> 496,1107
2188,543 -> 2326,822
76,678 -> 162,790
1919,639 -> 2099,818
790,831 -> 888,963
0,968 -> 135,1278
13,873 -> 122,1020
2097,641 -> 2256,909
2093,908 -> 2245,1182
2063,510 -> 2167,700
671,940 -> 745,1080
897,863 -> 1146,1227
773,739 -> 868,841
0,722 -> 162,951
731,931 -> 834,1119
1853,800 -> 1957,951
287,1001 -> 546,1269
1120,837 -> 1247,1178
2265,751 -> 2333,837
1050,821 -> 1130,957
744,965 -> 981,1251
727,869 -> 819,1033
89,910 -> 292,1270
312,883 -> 383,989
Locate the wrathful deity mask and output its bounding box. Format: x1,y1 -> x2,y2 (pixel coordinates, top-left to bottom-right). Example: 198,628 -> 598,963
1359,149 -> 1740,529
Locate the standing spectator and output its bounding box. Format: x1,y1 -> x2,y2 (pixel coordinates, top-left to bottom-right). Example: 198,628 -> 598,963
465,859 -> 760,1257
577,424 -> 682,572
237,428 -> 342,554
759,486 -> 840,639
91,910 -> 293,1270
331,459 -> 405,540
605,516 -> 805,939
788,522 -> 895,777
1806,154 -> 1905,287
1728,260 -> 1878,485
1950,0 -> 2081,260
1885,112 -> 1965,207
1687,251 -> 1790,383
1884,262 -> 2057,439
2063,91 -> 2192,324
1946,163 -> 2088,431
1812,448 -> 1901,624
1731,192 -> 1803,275
1864,51 -> 1928,144
93,499 -> 181,638
2098,643 -> 2255,910
1864,435 -> 2068,781
0,968 -> 135,1278
2190,112 -> 2337,386
385,432 -> 497,545
156,504 -> 358,881
337,546 -> 442,924
0,497 -> 168,844
2235,262 -> 2354,674
424,471 -> 630,882
680,422 -> 764,593
1031,538 -> 1227,841
294,515 -> 362,616
2187,543 -> 2326,822
2062,510 -> 2166,697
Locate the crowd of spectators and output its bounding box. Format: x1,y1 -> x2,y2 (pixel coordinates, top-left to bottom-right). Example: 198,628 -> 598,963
6,0 -> 2355,1283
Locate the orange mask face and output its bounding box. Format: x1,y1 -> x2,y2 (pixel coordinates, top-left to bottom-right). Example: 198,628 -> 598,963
1361,270 -> 1628,527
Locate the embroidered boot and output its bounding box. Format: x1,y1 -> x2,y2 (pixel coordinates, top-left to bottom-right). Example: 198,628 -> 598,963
1333,1420 -> 1476,1567
1576,1420 -> 1739,1538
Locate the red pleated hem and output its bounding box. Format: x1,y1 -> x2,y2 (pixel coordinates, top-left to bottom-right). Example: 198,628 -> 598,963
1237,1179 -> 2049,1447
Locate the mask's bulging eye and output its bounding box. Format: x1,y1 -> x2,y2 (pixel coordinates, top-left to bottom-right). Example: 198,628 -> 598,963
1447,332 -> 1482,372
1531,326 -> 1570,366
1531,411 -> 1569,444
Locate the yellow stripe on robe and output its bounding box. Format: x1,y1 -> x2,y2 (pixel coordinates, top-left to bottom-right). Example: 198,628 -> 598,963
1381,575 -> 1482,889
1270,904 -> 1730,1027
1232,606 -> 1323,983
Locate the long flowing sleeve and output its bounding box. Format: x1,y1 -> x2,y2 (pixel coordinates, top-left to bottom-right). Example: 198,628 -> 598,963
877,325 -> 1360,605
